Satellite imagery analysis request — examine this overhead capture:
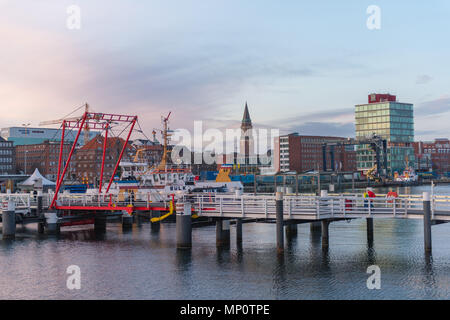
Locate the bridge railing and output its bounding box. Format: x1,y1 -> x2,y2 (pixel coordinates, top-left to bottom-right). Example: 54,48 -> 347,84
189,193 -> 449,219
0,193 -> 31,209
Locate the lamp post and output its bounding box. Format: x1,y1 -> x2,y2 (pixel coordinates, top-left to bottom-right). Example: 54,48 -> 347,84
24,150 -> 28,175
22,123 -> 31,175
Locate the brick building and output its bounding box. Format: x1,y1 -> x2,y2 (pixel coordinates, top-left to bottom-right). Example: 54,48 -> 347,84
74,136 -> 133,184
0,137 -> 14,174
413,139 -> 450,175
274,133 -> 356,173
15,140 -> 71,179
132,144 -> 164,167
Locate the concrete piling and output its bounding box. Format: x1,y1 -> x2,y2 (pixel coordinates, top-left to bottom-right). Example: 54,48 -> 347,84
366,218 -> 374,245
45,211 -> 60,235
276,192 -> 284,254
216,219 -> 230,248
423,192 -> 432,253
94,213 -> 107,233
122,212 -> 133,229
2,201 -> 16,240
321,220 -> 329,248
310,221 -> 322,233
236,218 -> 242,244
151,211 -> 161,232
37,194 -> 45,234
222,220 -> 230,246
216,220 -> 223,246
176,202 -> 192,249
285,223 -> 297,239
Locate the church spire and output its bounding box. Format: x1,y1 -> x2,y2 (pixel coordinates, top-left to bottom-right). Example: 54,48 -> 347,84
241,102 -> 252,131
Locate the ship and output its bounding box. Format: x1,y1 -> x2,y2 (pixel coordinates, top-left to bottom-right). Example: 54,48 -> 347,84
107,112 -> 243,199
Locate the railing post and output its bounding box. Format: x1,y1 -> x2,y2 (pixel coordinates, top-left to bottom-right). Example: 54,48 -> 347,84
288,198 -> 292,219
264,198 -> 268,219
431,194 -> 435,219
219,197 -> 223,217
393,198 -> 396,216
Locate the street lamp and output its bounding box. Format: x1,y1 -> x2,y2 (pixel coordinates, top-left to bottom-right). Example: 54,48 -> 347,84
22,123 -> 31,135
24,150 -> 28,175
22,123 -> 31,175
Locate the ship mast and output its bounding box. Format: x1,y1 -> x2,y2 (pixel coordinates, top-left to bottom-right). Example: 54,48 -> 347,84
157,112 -> 171,170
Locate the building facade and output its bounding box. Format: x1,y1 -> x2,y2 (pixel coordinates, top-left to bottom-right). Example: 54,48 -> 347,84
274,133 -> 357,173
15,141 -> 72,179
355,94 -> 415,175
413,139 -> 450,175
74,136 -> 133,184
1,126 -> 98,146
0,137 -> 15,174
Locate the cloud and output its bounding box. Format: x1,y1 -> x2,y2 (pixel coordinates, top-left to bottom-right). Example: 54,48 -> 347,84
416,96 -> 450,116
416,74 -> 433,85
283,121 -> 355,137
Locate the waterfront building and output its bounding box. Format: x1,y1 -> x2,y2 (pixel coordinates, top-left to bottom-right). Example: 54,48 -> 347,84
0,126 -> 98,146
413,139 -> 450,176
273,133 -> 356,173
74,136 -> 133,184
15,141 -> 72,179
0,137 -> 15,174
355,94 -> 415,175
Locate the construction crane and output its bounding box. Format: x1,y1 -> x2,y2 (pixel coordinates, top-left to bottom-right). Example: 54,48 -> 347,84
39,103 -> 91,145
322,134 -> 388,180
153,112 -> 172,170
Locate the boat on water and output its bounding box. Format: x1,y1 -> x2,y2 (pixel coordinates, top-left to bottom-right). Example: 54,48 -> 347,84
394,167 -> 418,183
103,113 -> 243,199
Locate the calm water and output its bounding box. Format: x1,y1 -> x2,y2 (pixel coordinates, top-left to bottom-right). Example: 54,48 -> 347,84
1,184 -> 449,300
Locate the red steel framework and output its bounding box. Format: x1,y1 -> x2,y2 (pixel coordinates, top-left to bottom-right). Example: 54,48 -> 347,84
50,111 -> 139,210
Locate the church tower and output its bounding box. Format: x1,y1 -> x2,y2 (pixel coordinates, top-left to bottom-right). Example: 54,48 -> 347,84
240,102 -> 254,166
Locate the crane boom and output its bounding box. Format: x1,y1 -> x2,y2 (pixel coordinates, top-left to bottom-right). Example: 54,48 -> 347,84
39,103 -> 91,145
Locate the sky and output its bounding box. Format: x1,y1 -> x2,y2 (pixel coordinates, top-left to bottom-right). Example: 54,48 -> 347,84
1,0 -> 449,147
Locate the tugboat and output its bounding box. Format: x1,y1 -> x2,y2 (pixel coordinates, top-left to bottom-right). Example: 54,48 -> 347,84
394,156 -> 418,183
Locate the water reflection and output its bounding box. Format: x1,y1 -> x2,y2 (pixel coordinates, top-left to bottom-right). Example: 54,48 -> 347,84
1,185 -> 450,299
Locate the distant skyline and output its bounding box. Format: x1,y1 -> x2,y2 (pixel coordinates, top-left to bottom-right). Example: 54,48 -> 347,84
1,1 -> 449,142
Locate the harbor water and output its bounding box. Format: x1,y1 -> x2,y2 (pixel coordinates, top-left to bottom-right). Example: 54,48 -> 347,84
1,184 -> 449,299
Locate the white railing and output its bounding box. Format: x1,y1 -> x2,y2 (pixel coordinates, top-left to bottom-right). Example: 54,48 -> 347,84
2,192 -> 450,220
187,193 -> 450,220
0,193 -> 31,209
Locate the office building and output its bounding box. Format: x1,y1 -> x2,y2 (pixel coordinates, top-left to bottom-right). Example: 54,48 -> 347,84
355,94 -> 414,175
274,133 -> 356,173
0,137 -> 15,174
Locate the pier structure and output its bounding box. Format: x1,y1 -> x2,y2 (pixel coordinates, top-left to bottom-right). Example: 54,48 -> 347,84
0,190 -> 448,254
183,191 -> 450,253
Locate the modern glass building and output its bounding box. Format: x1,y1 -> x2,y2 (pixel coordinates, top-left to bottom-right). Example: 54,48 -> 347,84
0,127 -> 98,146
355,94 -> 415,175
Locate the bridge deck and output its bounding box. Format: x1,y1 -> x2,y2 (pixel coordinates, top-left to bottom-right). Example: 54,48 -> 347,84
187,194 -> 450,221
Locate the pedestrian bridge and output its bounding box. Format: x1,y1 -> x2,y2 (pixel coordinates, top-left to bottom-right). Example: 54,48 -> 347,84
188,193 -> 450,222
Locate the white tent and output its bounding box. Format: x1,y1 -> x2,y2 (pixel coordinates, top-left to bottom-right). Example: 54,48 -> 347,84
19,168 -> 56,187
